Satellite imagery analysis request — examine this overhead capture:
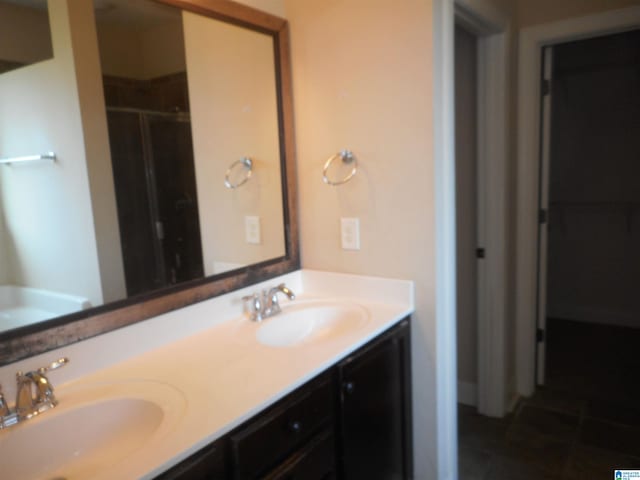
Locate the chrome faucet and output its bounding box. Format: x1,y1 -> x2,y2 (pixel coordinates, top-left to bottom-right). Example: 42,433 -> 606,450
0,357 -> 68,428
0,387 -> 9,417
242,283 -> 295,322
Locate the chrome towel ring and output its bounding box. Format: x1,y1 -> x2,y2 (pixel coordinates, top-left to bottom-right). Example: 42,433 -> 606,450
322,150 -> 357,186
224,157 -> 253,189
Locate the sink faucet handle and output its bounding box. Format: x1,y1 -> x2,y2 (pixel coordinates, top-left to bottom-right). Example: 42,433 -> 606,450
37,357 -> 69,375
242,293 -> 263,322
16,357 -> 69,415
0,386 -> 9,417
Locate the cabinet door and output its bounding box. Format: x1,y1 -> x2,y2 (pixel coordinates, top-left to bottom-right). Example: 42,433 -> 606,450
337,320 -> 412,480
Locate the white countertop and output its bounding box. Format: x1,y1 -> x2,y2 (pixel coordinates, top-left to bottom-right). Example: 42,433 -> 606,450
0,270 -> 414,479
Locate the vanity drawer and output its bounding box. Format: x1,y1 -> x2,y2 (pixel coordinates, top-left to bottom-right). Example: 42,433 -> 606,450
229,373 -> 333,479
264,429 -> 336,480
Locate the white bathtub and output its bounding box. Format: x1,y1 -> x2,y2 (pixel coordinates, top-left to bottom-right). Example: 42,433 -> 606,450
0,286 -> 91,332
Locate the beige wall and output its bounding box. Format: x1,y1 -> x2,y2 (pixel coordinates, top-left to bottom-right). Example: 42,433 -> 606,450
0,1 -> 52,65
518,0 -> 640,27
285,0 -> 437,476
236,0 -> 285,17
184,12 -> 285,275
0,0 -> 104,304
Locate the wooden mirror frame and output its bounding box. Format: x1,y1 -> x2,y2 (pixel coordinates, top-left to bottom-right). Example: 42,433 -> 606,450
0,0 -> 299,365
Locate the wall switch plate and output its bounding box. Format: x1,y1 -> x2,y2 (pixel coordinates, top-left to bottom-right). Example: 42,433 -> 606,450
245,216 -> 261,244
341,217 -> 360,250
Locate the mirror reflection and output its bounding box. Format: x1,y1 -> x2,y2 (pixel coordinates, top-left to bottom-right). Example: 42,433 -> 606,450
0,0 -> 53,75
0,0 -> 286,335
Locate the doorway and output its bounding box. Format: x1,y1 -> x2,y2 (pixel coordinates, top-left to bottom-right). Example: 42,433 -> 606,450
515,4 -> 640,398
538,29 -> 640,399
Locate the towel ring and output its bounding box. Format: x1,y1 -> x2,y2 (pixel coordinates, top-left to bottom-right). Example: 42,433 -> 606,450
225,157 -> 253,189
323,150 -> 357,186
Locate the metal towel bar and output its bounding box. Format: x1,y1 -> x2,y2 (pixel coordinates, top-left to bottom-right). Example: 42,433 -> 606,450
0,152 -> 56,165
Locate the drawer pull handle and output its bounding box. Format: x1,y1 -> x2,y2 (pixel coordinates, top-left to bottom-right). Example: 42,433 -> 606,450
343,381 -> 355,395
288,420 -> 302,433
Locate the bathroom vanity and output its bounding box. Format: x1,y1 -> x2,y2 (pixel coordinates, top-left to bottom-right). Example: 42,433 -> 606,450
0,270 -> 414,479
158,318 -> 412,480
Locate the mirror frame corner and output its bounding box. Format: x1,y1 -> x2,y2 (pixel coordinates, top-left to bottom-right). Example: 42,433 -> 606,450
0,0 -> 299,366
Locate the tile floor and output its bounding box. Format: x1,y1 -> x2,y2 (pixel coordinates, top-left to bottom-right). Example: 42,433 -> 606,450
458,319 -> 640,479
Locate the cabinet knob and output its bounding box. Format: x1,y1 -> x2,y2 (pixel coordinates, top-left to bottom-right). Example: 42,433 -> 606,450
288,420 -> 302,433
343,381 -> 355,395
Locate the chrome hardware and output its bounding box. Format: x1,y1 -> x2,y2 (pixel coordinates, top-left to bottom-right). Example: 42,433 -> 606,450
0,357 -> 68,429
242,284 -> 295,322
224,157 -> 253,189
0,387 -> 9,417
322,150 -> 357,186
0,151 -> 56,165
242,293 -> 263,323
264,283 -> 295,317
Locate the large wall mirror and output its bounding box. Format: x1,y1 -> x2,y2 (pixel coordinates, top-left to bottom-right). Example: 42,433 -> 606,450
0,0 -> 298,365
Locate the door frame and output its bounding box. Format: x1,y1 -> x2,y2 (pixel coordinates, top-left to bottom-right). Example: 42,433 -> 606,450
455,0 -> 511,418
515,6 -> 640,397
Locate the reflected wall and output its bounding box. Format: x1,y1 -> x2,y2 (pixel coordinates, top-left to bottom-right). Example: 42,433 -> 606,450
0,0 -> 286,334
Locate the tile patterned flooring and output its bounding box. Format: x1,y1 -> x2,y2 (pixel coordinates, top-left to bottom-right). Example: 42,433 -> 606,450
458,319 -> 640,479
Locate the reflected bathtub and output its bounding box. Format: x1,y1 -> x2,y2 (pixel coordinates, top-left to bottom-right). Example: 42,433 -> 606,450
0,286 -> 91,332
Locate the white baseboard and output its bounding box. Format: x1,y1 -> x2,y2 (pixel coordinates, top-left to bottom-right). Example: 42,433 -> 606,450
457,381 -> 477,406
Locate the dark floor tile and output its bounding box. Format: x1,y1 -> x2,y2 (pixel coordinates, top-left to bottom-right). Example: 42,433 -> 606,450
485,455 -> 560,480
458,447 -> 492,480
563,445 -> 640,480
512,405 -> 580,441
587,399 -> 640,428
458,408 -> 511,455
458,319 -> 640,480
580,418 -> 640,458
505,425 -> 572,476
459,403 -> 478,416
525,388 -> 586,416
544,372 -> 597,398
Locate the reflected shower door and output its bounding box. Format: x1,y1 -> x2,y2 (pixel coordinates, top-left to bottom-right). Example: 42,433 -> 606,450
145,113 -> 204,285
106,109 -> 203,297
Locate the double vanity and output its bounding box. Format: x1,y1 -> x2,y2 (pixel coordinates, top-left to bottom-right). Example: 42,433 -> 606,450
0,270 -> 414,479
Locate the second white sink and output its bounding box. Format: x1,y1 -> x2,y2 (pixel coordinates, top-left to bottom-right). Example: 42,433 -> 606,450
256,301 -> 369,347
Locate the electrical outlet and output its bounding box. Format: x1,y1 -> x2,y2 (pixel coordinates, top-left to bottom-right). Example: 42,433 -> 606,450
341,217 -> 360,250
245,216 -> 261,244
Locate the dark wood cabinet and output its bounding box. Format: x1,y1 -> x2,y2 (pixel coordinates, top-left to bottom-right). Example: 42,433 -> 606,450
154,440 -> 226,480
229,373 -> 333,479
263,430 -> 336,480
337,319 -> 412,480
153,318 -> 412,480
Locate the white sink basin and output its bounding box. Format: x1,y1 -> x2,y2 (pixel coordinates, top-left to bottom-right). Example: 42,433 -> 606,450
256,301 -> 369,347
0,380 -> 186,480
